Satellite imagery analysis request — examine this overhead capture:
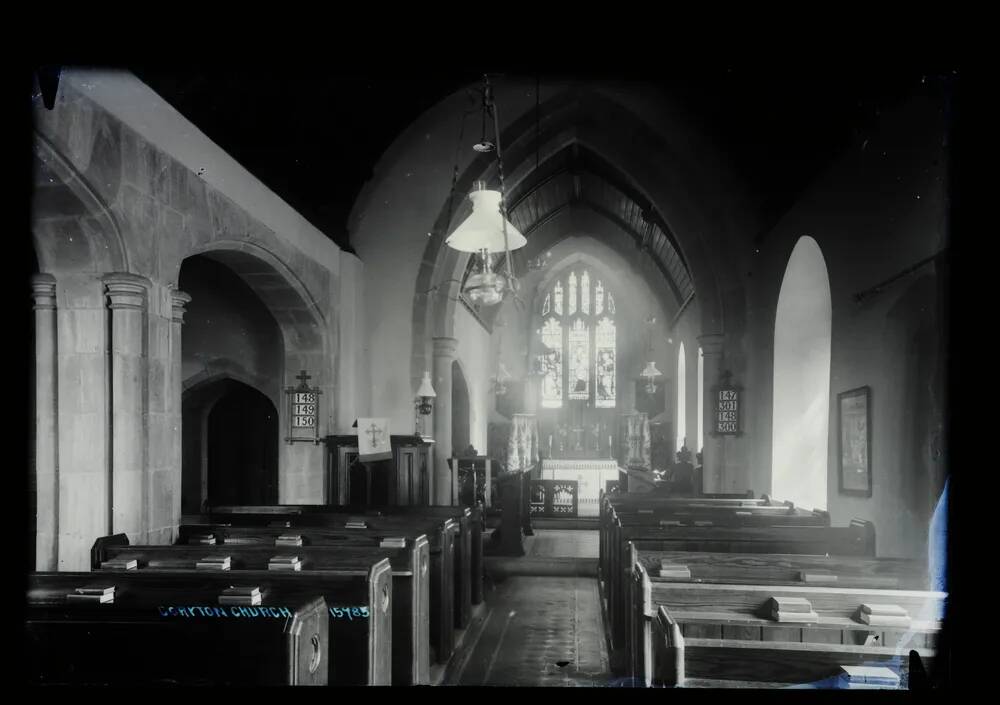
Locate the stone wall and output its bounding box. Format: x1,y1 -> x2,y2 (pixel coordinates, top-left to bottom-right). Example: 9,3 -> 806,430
31,70 -> 363,569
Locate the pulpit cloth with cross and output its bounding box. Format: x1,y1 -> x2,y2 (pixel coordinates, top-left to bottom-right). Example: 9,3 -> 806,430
357,418 -> 392,461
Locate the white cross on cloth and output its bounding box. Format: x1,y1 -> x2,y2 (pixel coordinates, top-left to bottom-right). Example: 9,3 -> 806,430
357,417 -> 392,461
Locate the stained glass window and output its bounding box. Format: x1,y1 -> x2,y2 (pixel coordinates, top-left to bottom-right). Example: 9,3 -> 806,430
595,317 -> 616,408
540,317 -> 563,408
538,269 -> 617,409
568,319 -> 590,400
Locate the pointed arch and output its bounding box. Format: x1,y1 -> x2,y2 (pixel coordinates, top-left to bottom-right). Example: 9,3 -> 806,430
676,342 -> 687,452
772,236 -> 832,511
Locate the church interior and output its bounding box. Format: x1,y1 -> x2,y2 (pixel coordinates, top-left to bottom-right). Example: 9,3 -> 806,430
25,64 -> 957,688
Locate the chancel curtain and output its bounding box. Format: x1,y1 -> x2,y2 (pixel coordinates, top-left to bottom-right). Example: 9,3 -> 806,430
621,413 -> 651,468
507,413 -> 539,473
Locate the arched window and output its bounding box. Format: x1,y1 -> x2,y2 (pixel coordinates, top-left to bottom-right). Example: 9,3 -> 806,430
538,268 -> 616,409
697,347 -> 704,453
676,342 -> 686,452
772,236 -> 831,511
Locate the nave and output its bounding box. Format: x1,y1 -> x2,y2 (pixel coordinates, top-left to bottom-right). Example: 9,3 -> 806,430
26,66 -> 955,688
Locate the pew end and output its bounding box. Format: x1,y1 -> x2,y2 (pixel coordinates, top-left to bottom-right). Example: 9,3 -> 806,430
91,533 -> 129,570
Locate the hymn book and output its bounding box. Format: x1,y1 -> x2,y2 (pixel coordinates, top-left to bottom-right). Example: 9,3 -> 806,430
767,596 -> 819,623
219,586 -> 262,606
196,556 -> 231,570
858,603 -> 911,627
101,558 -> 138,570
67,586 -> 116,604
275,535 -> 303,547
380,537 -> 407,548
269,556 -> 303,571
658,562 -> 691,580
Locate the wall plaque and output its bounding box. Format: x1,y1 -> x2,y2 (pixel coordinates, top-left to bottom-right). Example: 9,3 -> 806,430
711,371 -> 743,436
285,370 -> 322,444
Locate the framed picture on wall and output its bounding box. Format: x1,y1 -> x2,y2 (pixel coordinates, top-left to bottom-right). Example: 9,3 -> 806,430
838,386 -> 872,497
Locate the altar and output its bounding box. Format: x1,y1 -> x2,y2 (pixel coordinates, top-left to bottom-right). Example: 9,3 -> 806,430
538,458 -> 620,517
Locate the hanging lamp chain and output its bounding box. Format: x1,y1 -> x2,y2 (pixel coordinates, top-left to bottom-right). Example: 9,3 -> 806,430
483,74 -> 518,298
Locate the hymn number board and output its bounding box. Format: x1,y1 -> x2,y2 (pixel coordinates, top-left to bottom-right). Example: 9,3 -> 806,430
712,373 -> 743,436
285,370 -> 322,444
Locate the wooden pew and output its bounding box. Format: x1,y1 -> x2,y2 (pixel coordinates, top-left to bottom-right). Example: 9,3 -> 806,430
604,519 -> 876,674
626,548 -> 931,683
90,549 -> 395,686
177,521 -> 458,666
635,566 -> 944,688
97,538 -> 429,685
203,504 -> 478,631
27,572 -> 329,686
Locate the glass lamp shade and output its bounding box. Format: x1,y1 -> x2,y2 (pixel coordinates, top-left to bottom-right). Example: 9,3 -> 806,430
464,271 -> 506,306
416,371 -> 436,398
641,361 -> 662,393
445,184 -> 527,253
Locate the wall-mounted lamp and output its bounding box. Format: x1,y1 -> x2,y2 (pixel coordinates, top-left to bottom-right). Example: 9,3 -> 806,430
416,371 -> 436,415
414,370 -> 437,438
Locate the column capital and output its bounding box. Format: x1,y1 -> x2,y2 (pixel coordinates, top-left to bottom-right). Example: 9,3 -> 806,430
30,273 -> 57,310
170,289 -> 192,324
432,336 -> 459,358
697,332 -> 725,356
103,272 -> 151,311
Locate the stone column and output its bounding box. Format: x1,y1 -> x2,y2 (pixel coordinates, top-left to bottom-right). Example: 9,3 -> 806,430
32,274 -> 58,570
169,290 -> 191,536
104,273 -> 150,541
432,337 -> 458,505
698,333 -> 725,493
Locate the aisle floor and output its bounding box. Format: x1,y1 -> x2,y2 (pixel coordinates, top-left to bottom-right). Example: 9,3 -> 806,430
447,530 -> 612,687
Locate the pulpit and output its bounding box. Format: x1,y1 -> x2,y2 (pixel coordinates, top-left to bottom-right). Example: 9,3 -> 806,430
325,434 -> 434,506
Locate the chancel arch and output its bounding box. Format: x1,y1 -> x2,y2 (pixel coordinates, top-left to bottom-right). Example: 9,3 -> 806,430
772,236 -> 832,511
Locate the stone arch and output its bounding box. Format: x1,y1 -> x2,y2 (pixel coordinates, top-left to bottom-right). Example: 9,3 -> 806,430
182,376 -> 279,512
173,239 -> 328,347
407,85 -> 733,392
31,132 -> 128,274
176,243 -> 332,503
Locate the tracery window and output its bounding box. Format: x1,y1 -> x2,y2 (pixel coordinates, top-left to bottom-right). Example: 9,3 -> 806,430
539,269 -> 616,409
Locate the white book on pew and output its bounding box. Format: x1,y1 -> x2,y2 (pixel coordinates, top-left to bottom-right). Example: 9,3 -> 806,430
380,537 -> 407,548
67,592 -> 114,604
219,588 -> 262,606
196,556 -> 231,570
839,665 -> 900,688
858,602 -> 911,627
800,570 -> 838,583
858,612 -> 911,627
767,596 -> 818,622
345,517 -> 368,529
771,609 -> 819,623
101,558 -> 138,571
268,556 -> 302,571
860,603 -> 909,616
275,535 -> 303,546
768,596 -> 814,613
75,586 -> 116,596
658,562 -> 691,580
191,533 -> 217,545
